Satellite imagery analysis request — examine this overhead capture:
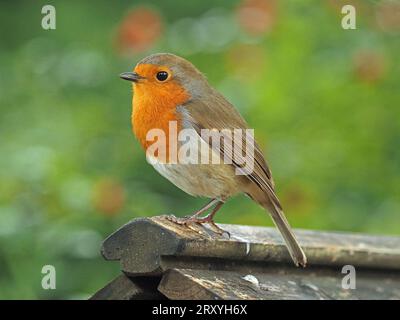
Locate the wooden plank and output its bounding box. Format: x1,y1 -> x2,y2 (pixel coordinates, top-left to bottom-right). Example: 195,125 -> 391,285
101,215 -> 400,276
158,268 -> 400,300
90,274 -> 164,300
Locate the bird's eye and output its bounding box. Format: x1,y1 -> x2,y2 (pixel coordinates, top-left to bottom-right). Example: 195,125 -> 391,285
156,71 -> 169,81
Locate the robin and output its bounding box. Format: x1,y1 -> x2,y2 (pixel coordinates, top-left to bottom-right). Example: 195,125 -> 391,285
120,53 -> 307,267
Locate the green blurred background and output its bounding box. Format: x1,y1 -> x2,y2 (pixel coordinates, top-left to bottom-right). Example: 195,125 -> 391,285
0,0 -> 399,299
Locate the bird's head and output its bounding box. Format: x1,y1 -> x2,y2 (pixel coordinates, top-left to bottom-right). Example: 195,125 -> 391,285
120,53 -> 212,104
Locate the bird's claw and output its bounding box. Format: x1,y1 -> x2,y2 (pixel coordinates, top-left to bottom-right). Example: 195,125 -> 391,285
208,221 -> 230,239
165,214 -> 229,238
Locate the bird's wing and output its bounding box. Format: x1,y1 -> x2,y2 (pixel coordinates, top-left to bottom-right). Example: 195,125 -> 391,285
177,91 -> 281,208
178,93 -> 308,267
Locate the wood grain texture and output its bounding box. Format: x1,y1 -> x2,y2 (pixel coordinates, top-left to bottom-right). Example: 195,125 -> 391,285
90,274 -> 164,300
101,215 -> 400,276
158,268 -> 400,300
94,215 -> 400,300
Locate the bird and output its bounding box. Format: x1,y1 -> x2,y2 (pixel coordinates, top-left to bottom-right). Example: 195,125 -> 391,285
120,53 -> 307,267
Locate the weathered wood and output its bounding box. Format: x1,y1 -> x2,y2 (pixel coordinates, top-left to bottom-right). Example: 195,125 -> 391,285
94,215 -> 400,299
101,215 -> 400,276
158,268 -> 400,300
90,274 -> 164,300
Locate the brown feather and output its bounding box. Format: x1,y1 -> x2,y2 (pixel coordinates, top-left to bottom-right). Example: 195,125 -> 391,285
178,90 -> 307,267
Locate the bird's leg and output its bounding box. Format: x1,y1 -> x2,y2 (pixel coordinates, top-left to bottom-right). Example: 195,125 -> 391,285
167,198 -> 218,224
183,198 -> 220,219
195,201 -> 229,237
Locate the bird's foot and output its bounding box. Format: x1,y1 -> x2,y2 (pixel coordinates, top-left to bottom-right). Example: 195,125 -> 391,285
207,220 -> 230,239
166,214 -> 230,238
165,214 -> 210,236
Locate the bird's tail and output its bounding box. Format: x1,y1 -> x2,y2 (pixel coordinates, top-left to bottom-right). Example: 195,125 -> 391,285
247,183 -> 307,267
265,201 -> 307,267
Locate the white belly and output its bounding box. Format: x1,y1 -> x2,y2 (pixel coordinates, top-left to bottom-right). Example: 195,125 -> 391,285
145,129 -> 243,198
147,157 -> 241,199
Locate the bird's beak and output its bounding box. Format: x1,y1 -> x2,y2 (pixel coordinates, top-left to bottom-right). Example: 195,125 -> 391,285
119,72 -> 144,82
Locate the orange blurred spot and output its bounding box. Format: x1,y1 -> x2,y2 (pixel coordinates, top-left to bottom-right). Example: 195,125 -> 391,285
353,50 -> 386,84
92,178 -> 125,216
236,0 -> 277,36
226,44 -> 266,80
116,7 -> 163,54
375,1 -> 400,33
281,184 -> 315,217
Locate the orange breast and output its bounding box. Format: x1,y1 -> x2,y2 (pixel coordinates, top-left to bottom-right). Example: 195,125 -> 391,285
132,80 -> 190,162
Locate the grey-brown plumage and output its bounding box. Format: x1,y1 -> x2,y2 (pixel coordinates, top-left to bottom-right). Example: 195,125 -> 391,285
126,53 -> 307,267
180,97 -> 307,267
